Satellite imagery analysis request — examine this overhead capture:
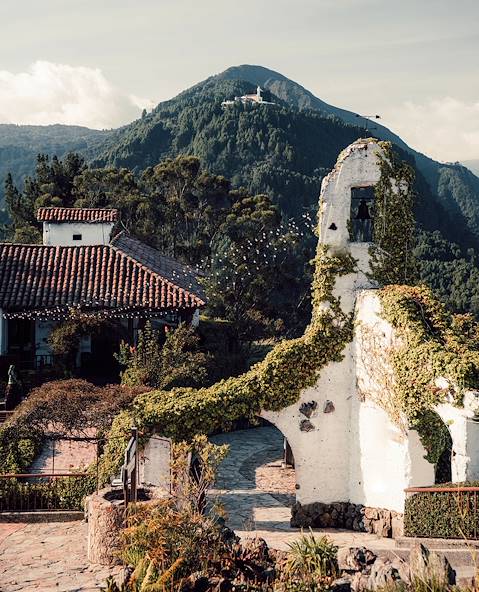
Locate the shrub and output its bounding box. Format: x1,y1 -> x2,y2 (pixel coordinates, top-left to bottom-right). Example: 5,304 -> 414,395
404,481 -> 479,539
0,379 -> 149,473
116,322 -> 211,389
281,532 -> 338,590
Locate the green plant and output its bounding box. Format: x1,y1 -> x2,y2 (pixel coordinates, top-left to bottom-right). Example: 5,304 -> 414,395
378,284 -> 479,462
404,482 -> 479,539
98,244 -> 356,483
282,532 -> 339,590
116,322 -> 211,389
369,141 -> 418,286
48,308 -> 111,371
0,379 -> 148,474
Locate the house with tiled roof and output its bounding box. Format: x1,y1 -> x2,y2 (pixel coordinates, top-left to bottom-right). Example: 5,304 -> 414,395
0,207 -> 206,376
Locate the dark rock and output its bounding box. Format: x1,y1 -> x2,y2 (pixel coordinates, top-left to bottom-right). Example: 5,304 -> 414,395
299,419 -> 315,432
323,400 -> 335,413
299,401 -> 318,418
337,547 -> 376,572
409,543 -> 456,586
367,557 -> 403,590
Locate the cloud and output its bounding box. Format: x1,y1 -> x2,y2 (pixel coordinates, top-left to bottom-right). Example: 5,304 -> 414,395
385,97 -> 479,162
0,61 -> 153,129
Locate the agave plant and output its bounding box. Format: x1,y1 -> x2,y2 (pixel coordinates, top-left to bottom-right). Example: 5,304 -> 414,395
284,531 -> 338,587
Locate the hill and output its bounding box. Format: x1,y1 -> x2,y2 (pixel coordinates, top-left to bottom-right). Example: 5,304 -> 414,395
93,66 -> 478,250
0,124 -> 112,203
3,65 -> 479,316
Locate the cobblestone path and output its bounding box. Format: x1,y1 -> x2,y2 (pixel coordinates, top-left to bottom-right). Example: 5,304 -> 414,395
210,426 -> 397,552
0,521 -> 121,592
30,430 -> 98,474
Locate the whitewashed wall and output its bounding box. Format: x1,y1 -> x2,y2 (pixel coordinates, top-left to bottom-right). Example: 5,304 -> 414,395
262,140 -> 443,513
43,221 -> 114,246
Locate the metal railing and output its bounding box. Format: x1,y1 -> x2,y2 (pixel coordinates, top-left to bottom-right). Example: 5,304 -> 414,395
0,473 -> 94,512
405,485 -> 479,540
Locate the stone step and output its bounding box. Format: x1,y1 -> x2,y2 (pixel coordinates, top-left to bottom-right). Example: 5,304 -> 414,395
396,536 -> 479,549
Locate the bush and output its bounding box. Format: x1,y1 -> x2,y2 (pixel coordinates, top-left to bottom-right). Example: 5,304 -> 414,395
0,379 -> 149,473
281,533 -> 338,590
116,322 -> 211,389
404,481 -> 479,539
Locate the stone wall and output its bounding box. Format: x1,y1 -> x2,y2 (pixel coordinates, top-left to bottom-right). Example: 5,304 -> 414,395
290,500 -> 403,538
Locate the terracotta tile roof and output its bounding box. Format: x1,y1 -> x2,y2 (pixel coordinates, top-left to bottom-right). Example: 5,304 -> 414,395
37,207 -> 119,223
0,235 -> 206,316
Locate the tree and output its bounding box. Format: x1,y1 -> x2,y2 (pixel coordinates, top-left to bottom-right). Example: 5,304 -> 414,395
116,322 -> 211,389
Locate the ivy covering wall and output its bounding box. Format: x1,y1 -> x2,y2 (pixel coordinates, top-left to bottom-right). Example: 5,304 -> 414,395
99,139 -> 474,482
98,245 -> 356,481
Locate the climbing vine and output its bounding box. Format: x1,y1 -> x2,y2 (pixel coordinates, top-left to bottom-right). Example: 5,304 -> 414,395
98,244 -> 356,482
369,142 -> 418,286
378,284 -> 479,463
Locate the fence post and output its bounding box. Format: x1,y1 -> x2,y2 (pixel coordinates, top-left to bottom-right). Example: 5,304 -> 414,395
131,427 -> 138,504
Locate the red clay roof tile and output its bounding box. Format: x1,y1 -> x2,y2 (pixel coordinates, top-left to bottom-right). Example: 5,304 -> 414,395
37,207 -> 119,223
0,234 -> 205,316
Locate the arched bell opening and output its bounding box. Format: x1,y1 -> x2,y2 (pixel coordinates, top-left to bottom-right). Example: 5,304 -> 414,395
350,186 -> 375,242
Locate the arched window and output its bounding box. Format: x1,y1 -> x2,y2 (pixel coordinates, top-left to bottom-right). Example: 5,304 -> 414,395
351,186 -> 375,242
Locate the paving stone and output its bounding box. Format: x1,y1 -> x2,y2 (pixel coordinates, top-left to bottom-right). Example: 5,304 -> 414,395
0,520 -> 120,591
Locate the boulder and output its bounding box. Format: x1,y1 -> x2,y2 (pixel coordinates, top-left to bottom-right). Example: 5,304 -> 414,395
337,547 -> 377,572
409,543 -> 455,586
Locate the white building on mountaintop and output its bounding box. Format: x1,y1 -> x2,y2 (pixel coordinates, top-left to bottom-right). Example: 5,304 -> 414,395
221,85 -> 276,108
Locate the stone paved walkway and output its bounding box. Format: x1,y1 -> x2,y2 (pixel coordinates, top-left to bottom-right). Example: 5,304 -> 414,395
30,430 -> 98,474
210,426 -> 397,553
0,521 -> 121,592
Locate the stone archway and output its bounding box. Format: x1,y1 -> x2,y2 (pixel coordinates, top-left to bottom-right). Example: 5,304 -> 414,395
209,421 -> 296,541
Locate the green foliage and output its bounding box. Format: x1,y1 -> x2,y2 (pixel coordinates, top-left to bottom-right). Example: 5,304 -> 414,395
48,309 -> 110,371
369,142 -> 418,285
205,193 -> 312,342
6,153 -> 310,339
98,244 -> 355,483
415,230 -> 479,318
378,284 -> 479,462
284,533 -> 338,588
116,322 -> 211,389
107,437 -> 230,591
0,379 -> 148,473
0,475 -> 96,511
0,123 -> 110,205
404,482 -> 479,539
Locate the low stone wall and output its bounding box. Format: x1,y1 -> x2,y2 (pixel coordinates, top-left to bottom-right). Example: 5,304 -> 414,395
86,488 -> 126,566
291,501 -> 403,538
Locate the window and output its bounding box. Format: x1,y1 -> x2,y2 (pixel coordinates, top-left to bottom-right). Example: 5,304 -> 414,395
72,234 -> 82,241
350,186 -> 374,242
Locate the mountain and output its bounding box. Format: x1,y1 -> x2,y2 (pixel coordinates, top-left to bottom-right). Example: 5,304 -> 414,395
93,65 -> 478,249
463,160 -> 479,177
3,64 -> 479,315
0,124 -> 112,203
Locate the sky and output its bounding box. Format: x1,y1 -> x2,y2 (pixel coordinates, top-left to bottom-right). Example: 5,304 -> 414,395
0,0 -> 477,163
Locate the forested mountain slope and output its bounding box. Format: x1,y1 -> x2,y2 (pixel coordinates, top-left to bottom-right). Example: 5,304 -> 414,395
3,65 -> 479,316
0,124 -> 112,203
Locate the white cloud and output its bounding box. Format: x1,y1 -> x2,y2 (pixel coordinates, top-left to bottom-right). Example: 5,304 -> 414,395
384,97 -> 479,162
0,61 -> 154,129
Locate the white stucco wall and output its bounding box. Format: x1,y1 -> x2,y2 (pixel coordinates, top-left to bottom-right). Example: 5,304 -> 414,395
42,221 -> 114,246
352,291 -> 435,511
261,140 -> 438,513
